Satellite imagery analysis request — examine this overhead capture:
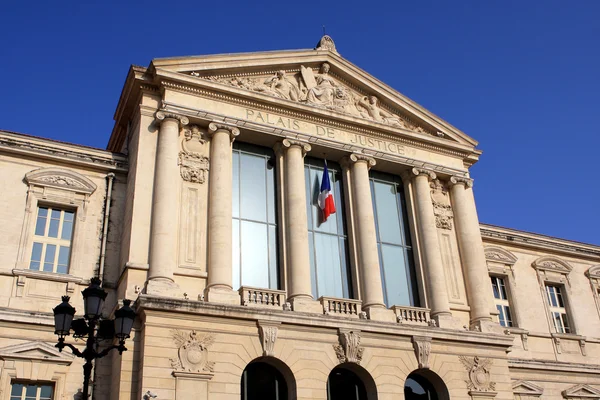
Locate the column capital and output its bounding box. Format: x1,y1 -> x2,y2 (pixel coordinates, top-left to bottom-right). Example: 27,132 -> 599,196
208,122 -> 240,141
410,167 -> 437,181
281,138 -> 311,156
349,153 -> 376,169
449,175 -> 474,188
155,110 -> 189,127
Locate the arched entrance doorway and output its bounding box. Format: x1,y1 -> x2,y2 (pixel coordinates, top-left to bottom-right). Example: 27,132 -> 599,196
241,358 -> 295,400
404,370 -> 449,400
327,364 -> 377,400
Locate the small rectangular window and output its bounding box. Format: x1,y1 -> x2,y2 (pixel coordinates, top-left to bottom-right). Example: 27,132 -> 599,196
10,382 -> 53,400
545,284 -> 571,333
29,206 -> 74,274
490,276 -> 513,327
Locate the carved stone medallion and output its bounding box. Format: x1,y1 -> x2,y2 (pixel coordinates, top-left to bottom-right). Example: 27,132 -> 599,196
333,330 -> 364,364
170,330 -> 215,373
459,356 -> 496,392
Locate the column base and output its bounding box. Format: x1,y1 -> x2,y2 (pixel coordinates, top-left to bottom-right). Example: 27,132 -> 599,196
365,306 -> 396,322
145,278 -> 182,297
204,286 -> 240,305
289,296 -> 323,313
471,319 -> 504,334
433,313 -> 463,329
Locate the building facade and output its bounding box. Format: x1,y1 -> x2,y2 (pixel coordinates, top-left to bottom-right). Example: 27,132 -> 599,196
1,37 -> 599,400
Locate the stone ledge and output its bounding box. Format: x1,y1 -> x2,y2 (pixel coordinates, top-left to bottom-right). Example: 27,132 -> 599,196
136,294 -> 515,347
6,269 -> 87,285
508,358 -> 600,374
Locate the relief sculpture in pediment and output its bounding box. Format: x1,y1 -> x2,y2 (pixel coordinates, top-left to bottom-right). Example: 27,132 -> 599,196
198,63 -> 431,134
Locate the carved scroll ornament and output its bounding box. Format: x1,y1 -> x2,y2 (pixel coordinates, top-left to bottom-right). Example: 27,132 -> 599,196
170,330 -> 215,373
333,330 -> 364,364
197,63 -> 431,135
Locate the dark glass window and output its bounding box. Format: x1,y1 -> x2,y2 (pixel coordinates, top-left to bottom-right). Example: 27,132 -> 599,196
370,171 -> 418,306
304,159 -> 351,299
232,142 -> 278,290
241,362 -> 287,400
327,367 -> 367,400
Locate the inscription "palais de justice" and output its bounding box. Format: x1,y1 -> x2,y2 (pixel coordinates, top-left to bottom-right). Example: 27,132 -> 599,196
245,109 -> 406,156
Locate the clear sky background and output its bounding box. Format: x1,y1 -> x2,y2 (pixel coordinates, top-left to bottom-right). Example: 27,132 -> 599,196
2,1 -> 598,244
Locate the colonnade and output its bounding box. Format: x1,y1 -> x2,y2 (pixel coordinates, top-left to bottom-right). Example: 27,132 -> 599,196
145,113 -> 492,327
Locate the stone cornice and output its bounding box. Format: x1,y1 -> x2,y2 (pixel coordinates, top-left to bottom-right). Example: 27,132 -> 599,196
480,224 -> 600,260
135,295 -> 514,348
156,74 -> 477,161
0,130 -> 128,172
160,101 -> 470,178
508,358 -> 600,375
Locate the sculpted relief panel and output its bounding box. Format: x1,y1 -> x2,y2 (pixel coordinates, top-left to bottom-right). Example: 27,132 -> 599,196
179,124 -> 209,184
195,63 -> 436,136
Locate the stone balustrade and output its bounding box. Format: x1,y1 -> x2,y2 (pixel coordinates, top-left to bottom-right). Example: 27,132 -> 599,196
239,286 -> 287,308
319,296 -> 363,318
392,305 -> 431,326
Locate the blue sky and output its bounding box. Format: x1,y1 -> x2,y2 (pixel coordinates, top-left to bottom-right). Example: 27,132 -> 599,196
2,1 -> 598,244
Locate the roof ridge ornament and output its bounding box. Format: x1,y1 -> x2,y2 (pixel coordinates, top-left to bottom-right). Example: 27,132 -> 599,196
315,35 -> 338,54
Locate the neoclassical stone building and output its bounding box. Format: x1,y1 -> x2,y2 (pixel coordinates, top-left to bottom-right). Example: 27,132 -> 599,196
1,37 -> 599,400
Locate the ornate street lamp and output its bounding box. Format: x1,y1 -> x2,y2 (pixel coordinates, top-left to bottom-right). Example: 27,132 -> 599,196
53,277 -> 135,399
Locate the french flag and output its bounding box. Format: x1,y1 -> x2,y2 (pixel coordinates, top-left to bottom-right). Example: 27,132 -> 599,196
318,161 -> 336,222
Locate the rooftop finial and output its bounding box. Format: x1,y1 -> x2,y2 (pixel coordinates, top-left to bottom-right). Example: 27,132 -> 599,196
315,34 -> 338,54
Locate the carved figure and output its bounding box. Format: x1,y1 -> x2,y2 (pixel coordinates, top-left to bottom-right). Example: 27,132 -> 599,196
258,71 -> 300,101
459,356 -> 496,392
304,63 -> 337,107
357,95 -> 405,127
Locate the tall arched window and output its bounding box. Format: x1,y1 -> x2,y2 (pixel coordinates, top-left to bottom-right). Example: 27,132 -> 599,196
327,364 -> 377,400
370,171 -> 419,307
304,159 -> 351,299
404,370 -> 449,400
241,361 -> 290,400
232,142 -> 278,290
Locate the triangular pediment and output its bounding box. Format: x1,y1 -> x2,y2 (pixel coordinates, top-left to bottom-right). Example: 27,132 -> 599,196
512,380 -> 543,396
562,384 -> 600,399
149,44 -> 479,151
0,341 -> 74,364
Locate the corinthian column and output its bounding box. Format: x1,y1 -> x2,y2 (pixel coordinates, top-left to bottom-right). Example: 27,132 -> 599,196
147,111 -> 189,296
204,122 -> 240,305
280,139 -> 321,313
409,168 -> 452,321
449,176 -> 493,328
346,154 -> 393,321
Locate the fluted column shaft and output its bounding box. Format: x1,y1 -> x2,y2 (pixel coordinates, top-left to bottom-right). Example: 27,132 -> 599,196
411,168 -> 451,317
206,123 -> 240,290
148,111 -> 188,283
282,139 -> 313,301
348,154 -> 385,309
449,176 -> 492,324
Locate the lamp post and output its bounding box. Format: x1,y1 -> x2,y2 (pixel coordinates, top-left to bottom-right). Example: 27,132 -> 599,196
53,277 -> 136,399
